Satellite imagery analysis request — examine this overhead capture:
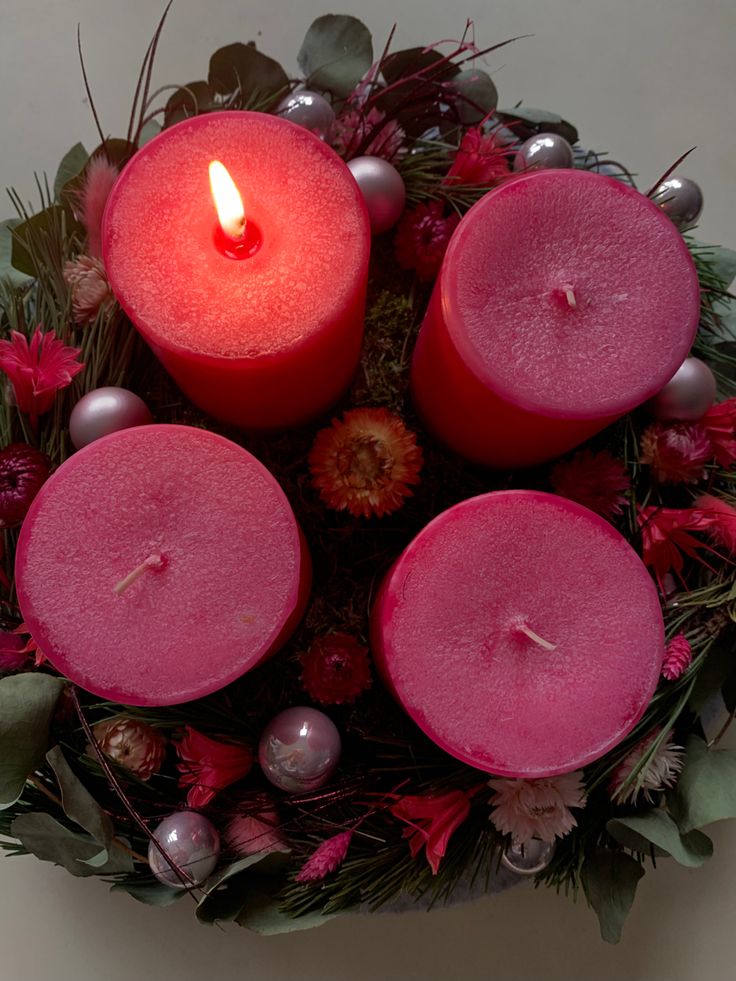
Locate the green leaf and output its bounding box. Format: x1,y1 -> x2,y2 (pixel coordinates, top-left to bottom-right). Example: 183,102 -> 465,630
46,745 -> 113,849
297,15 -> 373,98
607,811 -> 712,867
163,81 -> 216,128
380,46 -> 460,86
138,119 -> 161,146
581,848 -> 644,945
669,735 -> 736,833
208,43 -> 288,108
0,220 -> 33,288
53,143 -> 89,202
10,205 -> 66,277
111,879 -> 185,907
690,239 -> 736,288
497,106 -> 578,145
196,852 -> 289,924
11,812 -> 131,876
0,674 -> 64,809
689,631 -> 736,713
235,873 -> 336,935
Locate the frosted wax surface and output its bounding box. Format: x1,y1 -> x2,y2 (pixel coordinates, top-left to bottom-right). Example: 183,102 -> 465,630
442,169 -> 700,417
103,112 -> 369,359
378,491 -> 664,776
15,426 -> 303,705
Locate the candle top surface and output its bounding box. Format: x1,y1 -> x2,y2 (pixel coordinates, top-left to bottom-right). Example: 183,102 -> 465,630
103,112 -> 370,360
15,425 -> 305,705
377,491 -> 664,777
441,169 -> 700,418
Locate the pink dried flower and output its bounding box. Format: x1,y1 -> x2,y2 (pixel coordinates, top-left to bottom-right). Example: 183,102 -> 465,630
332,107 -> 405,161
0,328 -> 83,423
638,505 -> 712,591
662,633 -> 692,681
610,729 -> 684,804
224,798 -> 287,856
0,630 -> 31,672
550,449 -> 630,520
176,726 -> 253,808
692,493 -> 736,554
390,788 -> 476,874
395,201 -> 460,281
640,422 -> 713,484
77,155 -> 118,258
295,830 -> 352,883
443,127 -> 511,186
64,255 -> 113,324
699,398 -> 736,468
488,772 -> 586,846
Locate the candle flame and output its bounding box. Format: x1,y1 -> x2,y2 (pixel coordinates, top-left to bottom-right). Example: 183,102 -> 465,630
209,160 -> 245,240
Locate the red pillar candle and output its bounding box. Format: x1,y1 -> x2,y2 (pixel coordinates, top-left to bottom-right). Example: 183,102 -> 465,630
103,112 -> 371,429
15,425 -> 310,706
411,169 -> 700,468
371,491 -> 664,777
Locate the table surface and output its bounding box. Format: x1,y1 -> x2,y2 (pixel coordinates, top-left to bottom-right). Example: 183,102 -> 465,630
1,1 -> 735,979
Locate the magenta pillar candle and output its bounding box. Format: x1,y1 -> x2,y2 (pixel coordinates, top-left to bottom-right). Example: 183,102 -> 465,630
102,112 -> 371,429
371,491 -> 664,777
15,425 -> 310,705
411,169 -> 700,468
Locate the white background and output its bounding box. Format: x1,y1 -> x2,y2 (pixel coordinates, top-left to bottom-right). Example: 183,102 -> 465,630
1,1 -> 735,979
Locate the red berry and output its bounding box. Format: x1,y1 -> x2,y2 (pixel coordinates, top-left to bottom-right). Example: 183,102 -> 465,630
0,443 -> 51,528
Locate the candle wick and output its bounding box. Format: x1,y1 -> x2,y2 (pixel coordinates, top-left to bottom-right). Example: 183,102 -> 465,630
114,552 -> 166,596
564,286 -> 577,309
514,622 -> 557,652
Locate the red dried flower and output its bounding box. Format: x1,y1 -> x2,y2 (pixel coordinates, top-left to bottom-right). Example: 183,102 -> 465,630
300,632 -> 372,705
176,726 -> 253,809
0,631 -> 31,672
395,201 -> 460,281
0,443 -> 51,528
443,127 -> 511,187
309,408 -> 423,519
0,328 -> 83,423
638,505 -> 712,591
662,633 -> 692,681
692,493 -> 736,554
332,107 -> 405,162
295,830 -> 352,883
640,422 -> 713,484
550,449 -> 630,520
699,398 -> 736,468
390,788 -> 476,874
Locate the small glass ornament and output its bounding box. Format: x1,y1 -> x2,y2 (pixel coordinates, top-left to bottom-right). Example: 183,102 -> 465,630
259,706 -> 341,793
646,357 -> 717,421
347,156 -> 406,235
501,837 -> 555,876
69,387 -> 152,449
651,177 -> 703,230
513,133 -> 574,171
148,810 -> 220,889
276,90 -> 335,140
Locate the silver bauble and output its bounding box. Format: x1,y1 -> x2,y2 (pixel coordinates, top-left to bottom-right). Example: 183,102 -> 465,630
276,90 -> 336,141
148,811 -> 220,889
259,706 -> 341,793
647,357 -> 717,421
651,177 -> 703,230
69,387 -> 153,450
501,838 -> 555,876
347,156 -> 406,235
513,133 -> 574,171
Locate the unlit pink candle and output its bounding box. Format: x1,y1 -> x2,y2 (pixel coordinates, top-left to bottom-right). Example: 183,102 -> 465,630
15,425 -> 311,705
371,490 -> 664,777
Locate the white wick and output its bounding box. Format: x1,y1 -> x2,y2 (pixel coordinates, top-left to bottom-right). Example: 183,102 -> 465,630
514,622 -> 557,652
114,553 -> 166,596
564,286 -> 577,309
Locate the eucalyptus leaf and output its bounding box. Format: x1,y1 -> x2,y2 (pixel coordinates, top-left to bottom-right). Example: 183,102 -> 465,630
0,220 -> 33,288
690,238 -> 736,288
164,81 -> 216,128
689,630 -> 736,713
0,674 -> 64,809
497,106 -> 578,145
111,879 -> 185,907
669,735 -> 736,833
235,873 -> 336,935
138,119 -> 162,146
46,745 -> 113,849
297,15 -> 373,98
53,143 -> 89,202
607,811 -> 712,867
11,812 -> 131,876
581,849 -> 644,945
196,852 -> 288,924
380,46 -> 460,86
208,43 -> 288,108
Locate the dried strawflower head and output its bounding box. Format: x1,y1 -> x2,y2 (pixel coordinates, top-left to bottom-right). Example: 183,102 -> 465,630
91,717 -> 166,781
488,772 -> 586,846
640,422 -> 712,484
64,255 -> 113,324
610,730 -> 684,804
550,449 -> 630,520
300,632 -> 372,705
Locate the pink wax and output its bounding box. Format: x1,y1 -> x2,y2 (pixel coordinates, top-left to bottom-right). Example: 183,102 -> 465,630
102,112 -> 371,429
371,491 -> 664,777
15,425 -> 310,706
411,169 -> 700,468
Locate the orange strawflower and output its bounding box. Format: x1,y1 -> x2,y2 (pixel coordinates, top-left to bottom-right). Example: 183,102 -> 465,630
308,408 -> 423,519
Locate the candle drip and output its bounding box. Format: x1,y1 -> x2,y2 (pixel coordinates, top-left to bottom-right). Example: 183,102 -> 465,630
114,552 -> 166,596
513,621 -> 557,652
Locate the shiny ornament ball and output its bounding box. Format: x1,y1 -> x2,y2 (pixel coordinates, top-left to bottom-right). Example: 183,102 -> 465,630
69,387 -> 152,449
148,811 -> 220,889
0,443 -> 51,528
347,156 -> 406,235
501,838 -> 555,876
276,89 -> 336,140
651,177 -> 703,230
513,132 -> 574,172
646,357 -> 717,421
259,706 -> 341,793
451,68 -> 498,125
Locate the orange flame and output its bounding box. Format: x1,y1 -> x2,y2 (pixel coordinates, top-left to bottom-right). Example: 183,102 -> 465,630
209,160 -> 245,240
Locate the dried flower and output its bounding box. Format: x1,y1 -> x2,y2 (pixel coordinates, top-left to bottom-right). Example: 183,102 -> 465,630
300,632 -> 372,705
394,201 -> 460,281
662,633 -> 692,681
224,798 -> 287,856
693,493 -> 736,554
77,155 -> 118,258
640,422 -> 713,483
699,398 -> 736,468
176,726 -> 253,808
332,106 -> 405,161
638,505 -> 712,591
610,730 -> 684,804
0,328 -> 83,423
0,443 -> 51,528
295,830 -> 353,883
91,717 -> 166,781
550,449 -> 630,520
0,631 -> 31,672
64,255 -> 114,324
390,788 -> 475,874
443,127 -> 511,186
488,772 -> 586,846
309,408 -> 423,519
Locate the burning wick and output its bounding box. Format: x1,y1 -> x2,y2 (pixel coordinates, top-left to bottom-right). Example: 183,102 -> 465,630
209,160 -> 246,241
115,552 -> 167,596
513,621 -> 557,652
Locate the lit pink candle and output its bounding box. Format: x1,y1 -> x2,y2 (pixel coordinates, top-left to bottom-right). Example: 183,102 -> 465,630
15,425 -> 310,705
103,112 -> 370,429
411,169 -> 700,468
371,491 -> 663,777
